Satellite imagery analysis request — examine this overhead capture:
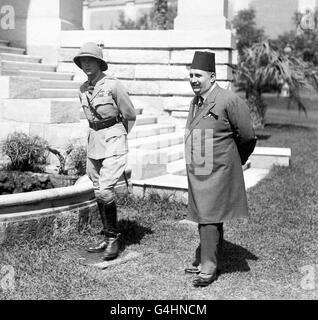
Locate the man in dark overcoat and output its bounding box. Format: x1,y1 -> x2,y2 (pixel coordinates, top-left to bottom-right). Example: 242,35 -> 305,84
184,51 -> 256,287
73,42 -> 136,260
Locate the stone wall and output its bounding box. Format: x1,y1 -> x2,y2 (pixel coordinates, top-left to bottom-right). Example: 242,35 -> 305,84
0,75 -> 86,149
0,200 -> 97,244
58,29 -> 235,115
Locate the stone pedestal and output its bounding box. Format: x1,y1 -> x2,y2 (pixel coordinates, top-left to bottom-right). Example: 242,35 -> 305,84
0,76 -> 40,99
0,0 -> 83,64
25,0 -> 61,64
174,0 -> 229,30
0,99 -> 79,124
124,0 -> 137,21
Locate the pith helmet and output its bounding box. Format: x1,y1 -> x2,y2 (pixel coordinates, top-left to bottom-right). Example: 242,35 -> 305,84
191,51 -> 215,73
73,42 -> 108,71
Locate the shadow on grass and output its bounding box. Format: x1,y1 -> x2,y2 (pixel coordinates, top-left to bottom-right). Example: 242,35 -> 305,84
255,133 -> 271,140
62,220 -> 152,264
118,219 -> 153,252
221,240 -> 258,275
264,123 -> 314,132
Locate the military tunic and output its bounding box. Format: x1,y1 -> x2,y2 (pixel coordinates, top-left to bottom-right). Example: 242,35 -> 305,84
79,74 -> 136,160
79,74 -> 136,201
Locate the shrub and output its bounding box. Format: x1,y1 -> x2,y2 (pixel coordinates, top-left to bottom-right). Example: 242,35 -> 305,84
47,143 -> 86,176
68,145 -> 87,176
0,171 -> 54,195
1,132 -> 50,172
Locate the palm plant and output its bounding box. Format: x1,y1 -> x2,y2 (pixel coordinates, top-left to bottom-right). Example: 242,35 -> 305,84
234,41 -> 318,129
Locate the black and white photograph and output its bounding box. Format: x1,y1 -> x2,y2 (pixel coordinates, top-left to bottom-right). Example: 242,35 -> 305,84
0,0 -> 317,307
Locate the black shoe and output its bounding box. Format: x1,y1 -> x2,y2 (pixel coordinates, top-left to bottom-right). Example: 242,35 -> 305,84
184,266 -> 201,274
103,232 -> 121,261
192,272 -> 218,287
86,240 -> 108,253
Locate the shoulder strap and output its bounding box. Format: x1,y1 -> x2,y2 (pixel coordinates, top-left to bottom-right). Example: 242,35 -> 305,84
85,92 -> 103,120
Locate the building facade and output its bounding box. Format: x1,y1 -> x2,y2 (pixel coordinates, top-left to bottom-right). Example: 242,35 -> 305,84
83,0 -> 177,30
83,0 -> 318,38
229,0 -> 318,38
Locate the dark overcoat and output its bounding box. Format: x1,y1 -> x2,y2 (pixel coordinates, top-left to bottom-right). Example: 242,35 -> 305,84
185,84 -> 256,224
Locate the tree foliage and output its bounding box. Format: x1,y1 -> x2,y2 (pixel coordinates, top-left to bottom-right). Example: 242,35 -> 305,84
271,9 -> 318,65
232,8 -> 318,128
234,41 -> 317,128
114,0 -> 177,30
231,8 -> 265,56
153,0 -> 168,30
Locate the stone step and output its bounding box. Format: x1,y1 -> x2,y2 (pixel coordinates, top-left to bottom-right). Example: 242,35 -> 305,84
1,69 -> 74,80
39,83 -> 191,114
78,114 -> 156,126
1,60 -> 56,72
166,158 -> 186,175
135,114 -> 157,126
166,157 -> 251,176
250,147 -> 291,168
0,53 -> 42,63
79,107 -> 144,120
0,40 -> 10,47
41,79 -> 82,89
164,144 -> 185,162
129,122 -> 176,140
129,131 -> 184,149
40,88 -> 78,98
131,167 -> 270,200
128,143 -> 183,180
0,99 -> 80,124
79,106 -> 144,123
0,46 -> 26,55
130,143 -> 184,165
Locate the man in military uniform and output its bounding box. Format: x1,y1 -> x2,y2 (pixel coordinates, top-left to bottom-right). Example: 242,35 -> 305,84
73,42 -> 136,260
184,51 -> 256,287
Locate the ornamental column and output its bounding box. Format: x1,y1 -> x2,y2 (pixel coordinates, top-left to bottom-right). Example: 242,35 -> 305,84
174,0 -> 230,30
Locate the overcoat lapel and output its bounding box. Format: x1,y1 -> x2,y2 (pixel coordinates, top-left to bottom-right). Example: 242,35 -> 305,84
185,84 -> 221,142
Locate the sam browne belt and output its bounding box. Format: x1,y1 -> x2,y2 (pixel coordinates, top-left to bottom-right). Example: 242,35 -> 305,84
88,117 -> 119,131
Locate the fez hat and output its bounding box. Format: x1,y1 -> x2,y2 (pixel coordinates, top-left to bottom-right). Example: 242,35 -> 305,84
73,42 -> 108,71
191,51 -> 215,73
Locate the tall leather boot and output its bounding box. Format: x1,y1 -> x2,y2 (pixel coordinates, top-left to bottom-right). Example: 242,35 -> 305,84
86,201 -> 120,260
103,201 -> 121,260
86,201 -> 109,253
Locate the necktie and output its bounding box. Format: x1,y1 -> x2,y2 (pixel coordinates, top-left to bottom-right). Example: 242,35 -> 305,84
198,96 -> 204,107
194,96 -> 204,117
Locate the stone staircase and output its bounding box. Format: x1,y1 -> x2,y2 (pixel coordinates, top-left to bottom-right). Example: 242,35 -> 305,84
57,45 -> 234,116
0,39 -> 188,181
0,40 -> 78,98
0,39 -> 291,194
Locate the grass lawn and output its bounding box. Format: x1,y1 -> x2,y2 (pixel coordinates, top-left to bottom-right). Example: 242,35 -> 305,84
0,103 -> 317,300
